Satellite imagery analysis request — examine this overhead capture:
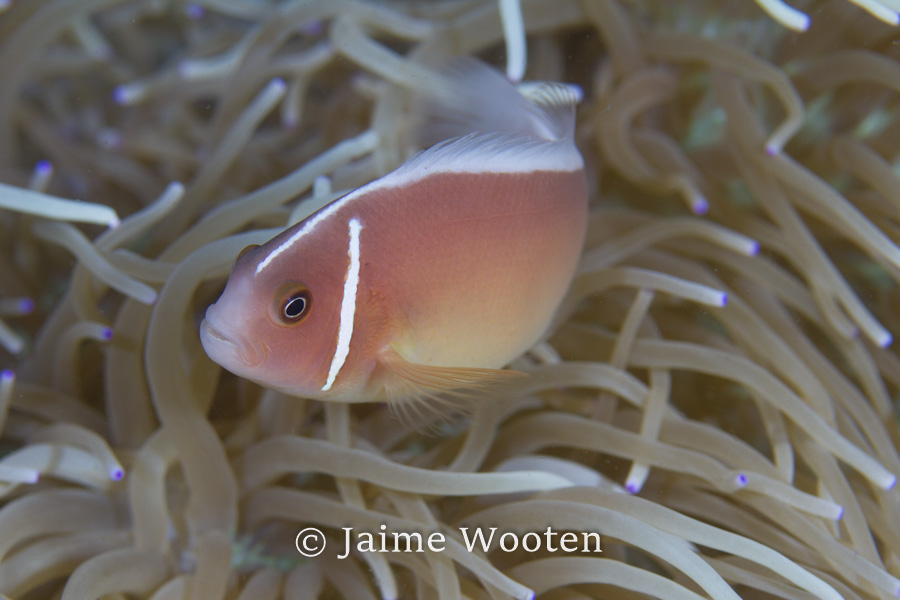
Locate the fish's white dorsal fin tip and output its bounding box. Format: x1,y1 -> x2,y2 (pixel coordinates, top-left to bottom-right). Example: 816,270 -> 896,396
518,82 -> 581,141
370,131 -> 583,191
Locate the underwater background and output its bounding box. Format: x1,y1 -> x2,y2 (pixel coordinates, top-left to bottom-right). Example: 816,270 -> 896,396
2,0 -> 900,598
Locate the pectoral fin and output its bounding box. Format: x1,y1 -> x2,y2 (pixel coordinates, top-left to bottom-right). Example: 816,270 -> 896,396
377,347 -> 526,419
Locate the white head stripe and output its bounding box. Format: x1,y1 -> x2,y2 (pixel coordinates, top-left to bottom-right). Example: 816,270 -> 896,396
322,218 -> 362,391
256,232 -> 297,274
255,191 -> 360,276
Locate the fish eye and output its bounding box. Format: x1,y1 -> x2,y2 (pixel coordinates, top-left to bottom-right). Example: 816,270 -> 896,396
235,244 -> 259,264
278,286 -> 312,324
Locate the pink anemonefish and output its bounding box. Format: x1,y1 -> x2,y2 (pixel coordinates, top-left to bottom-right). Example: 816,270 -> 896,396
200,59 -> 588,407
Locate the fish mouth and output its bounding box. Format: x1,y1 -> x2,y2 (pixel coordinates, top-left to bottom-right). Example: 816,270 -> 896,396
200,310 -> 264,368
202,320 -> 232,345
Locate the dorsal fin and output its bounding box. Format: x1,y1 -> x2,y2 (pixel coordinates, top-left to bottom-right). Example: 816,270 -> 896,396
518,81 -> 581,141
356,56 -> 583,192
412,57 -> 580,146
367,130 -> 583,193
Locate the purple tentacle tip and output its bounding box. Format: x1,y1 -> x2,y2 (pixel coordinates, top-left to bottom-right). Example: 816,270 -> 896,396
271,77 -> 287,91
101,327 -> 114,341
34,160 -> 53,176
693,197 -> 709,216
186,4 -> 205,19
301,19 -> 325,35
625,482 -> 639,494
109,216 -> 121,229
765,144 -> 778,156
747,240 -> 760,256
0,369 -> 14,382
719,293 -> 729,307
835,505 -> 844,520
18,297 -> 35,314
735,473 -> 748,487
97,129 -> 123,150
112,86 -> 128,105
111,468 -> 124,481
881,332 -> 894,348
177,61 -> 194,79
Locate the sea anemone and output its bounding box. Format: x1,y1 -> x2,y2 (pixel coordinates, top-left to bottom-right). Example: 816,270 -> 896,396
2,0 -> 900,599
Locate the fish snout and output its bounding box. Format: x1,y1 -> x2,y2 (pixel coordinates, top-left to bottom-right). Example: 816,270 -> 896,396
200,307 -> 265,369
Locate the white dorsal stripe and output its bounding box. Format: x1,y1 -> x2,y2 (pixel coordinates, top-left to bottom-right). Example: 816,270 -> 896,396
363,131 -> 583,195
322,218 -> 363,391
